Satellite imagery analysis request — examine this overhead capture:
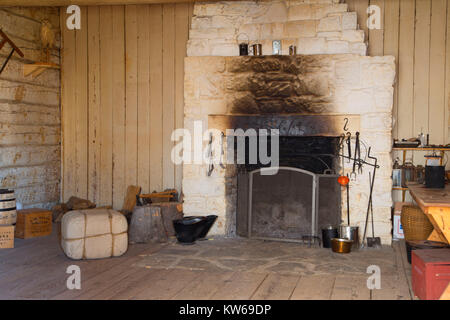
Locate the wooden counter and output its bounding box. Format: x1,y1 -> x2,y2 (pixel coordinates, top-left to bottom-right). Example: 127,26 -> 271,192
407,182 -> 450,244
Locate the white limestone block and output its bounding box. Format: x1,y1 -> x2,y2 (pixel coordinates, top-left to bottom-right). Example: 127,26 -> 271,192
191,16 -> 213,29
285,20 -> 317,38
251,2 -> 288,24
187,39 -> 211,57
342,30 -> 365,42
260,22 -> 285,40
297,37 -> 327,54
342,12 -> 357,30
326,40 -> 349,54
288,4 -> 314,21
317,15 -> 342,32
350,42 -> 367,56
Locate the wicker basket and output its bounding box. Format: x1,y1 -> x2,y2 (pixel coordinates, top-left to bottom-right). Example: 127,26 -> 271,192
400,205 -> 434,241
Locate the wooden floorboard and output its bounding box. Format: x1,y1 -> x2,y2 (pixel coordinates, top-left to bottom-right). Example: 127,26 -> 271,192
330,275 -> 370,300
0,244 -> 63,281
51,244 -> 163,300
371,274 -> 411,300
89,267 -> 164,300
8,244 -> 151,300
290,275 -> 335,300
210,272 -> 267,300
131,269 -> 202,300
172,271 -> 235,300
251,273 -> 300,300
53,262 -> 143,300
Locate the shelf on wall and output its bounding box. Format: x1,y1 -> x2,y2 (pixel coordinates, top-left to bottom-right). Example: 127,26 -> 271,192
393,147 -> 450,151
392,147 -> 450,201
23,62 -> 59,78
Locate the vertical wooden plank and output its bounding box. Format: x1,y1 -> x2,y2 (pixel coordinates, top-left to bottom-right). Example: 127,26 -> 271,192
162,4 -> 175,190
383,0 -> 400,137
368,0 -> 385,56
74,6 -> 88,199
149,4 -> 163,193
345,0 -> 356,13
428,0 -> 447,145
188,1 -> 194,28
112,5 -> 126,209
174,3 -> 189,194
446,0 -> 450,144
61,8 -> 76,202
413,0 -> 431,138
125,5 -> 138,190
397,0 -> 415,140
137,5 -> 151,193
87,6 -> 101,204
99,6 -> 113,206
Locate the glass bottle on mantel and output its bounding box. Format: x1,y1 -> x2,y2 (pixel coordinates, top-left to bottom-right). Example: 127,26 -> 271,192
392,157 -> 402,187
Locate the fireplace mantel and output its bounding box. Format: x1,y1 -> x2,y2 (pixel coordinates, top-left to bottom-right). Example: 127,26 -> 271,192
208,114 -> 360,137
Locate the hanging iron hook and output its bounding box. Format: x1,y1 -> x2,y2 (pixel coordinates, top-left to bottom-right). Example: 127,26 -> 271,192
343,118 -> 349,132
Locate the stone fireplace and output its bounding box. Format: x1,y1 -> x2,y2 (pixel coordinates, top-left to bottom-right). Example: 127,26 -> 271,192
183,0 -> 395,244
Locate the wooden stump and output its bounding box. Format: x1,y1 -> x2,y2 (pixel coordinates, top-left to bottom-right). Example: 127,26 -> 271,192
151,202 -> 183,236
129,206 -> 167,244
128,202 -> 183,243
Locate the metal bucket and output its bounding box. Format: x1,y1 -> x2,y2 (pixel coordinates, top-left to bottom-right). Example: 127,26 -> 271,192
322,225 -> 338,248
339,225 -> 359,250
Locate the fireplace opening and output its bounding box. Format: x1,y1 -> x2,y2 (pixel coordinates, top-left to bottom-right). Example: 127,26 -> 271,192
233,136 -> 340,174
235,136 -> 342,242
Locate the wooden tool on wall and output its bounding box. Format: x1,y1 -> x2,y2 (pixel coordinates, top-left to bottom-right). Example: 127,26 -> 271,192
0,29 -> 24,75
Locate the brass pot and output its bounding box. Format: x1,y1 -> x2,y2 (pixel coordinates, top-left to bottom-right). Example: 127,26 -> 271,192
331,238 -> 353,254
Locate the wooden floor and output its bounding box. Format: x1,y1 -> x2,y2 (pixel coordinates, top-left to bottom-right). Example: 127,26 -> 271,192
0,229 -> 413,300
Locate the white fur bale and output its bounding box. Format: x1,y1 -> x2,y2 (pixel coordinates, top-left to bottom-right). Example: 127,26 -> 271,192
61,209 -> 128,260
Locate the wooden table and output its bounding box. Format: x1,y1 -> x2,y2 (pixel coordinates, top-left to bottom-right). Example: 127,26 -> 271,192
407,182 -> 450,244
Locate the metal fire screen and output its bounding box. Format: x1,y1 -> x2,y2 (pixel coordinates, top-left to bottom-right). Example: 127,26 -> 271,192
246,167 -> 340,243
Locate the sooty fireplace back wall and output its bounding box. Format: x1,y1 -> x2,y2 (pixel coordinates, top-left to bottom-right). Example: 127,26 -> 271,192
235,136 -> 340,173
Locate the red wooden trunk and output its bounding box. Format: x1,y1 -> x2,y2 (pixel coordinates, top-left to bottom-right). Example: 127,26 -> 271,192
411,249 -> 450,300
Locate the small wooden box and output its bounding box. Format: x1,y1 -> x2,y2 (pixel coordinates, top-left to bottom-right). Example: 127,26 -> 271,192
0,225 -> 15,248
15,209 -> 52,239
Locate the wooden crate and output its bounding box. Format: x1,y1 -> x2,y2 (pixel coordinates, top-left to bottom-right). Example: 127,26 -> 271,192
412,249 -> 450,300
0,225 -> 14,248
15,209 -> 52,239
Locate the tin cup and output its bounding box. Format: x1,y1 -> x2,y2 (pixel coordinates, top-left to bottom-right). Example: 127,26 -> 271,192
289,45 -> 297,55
